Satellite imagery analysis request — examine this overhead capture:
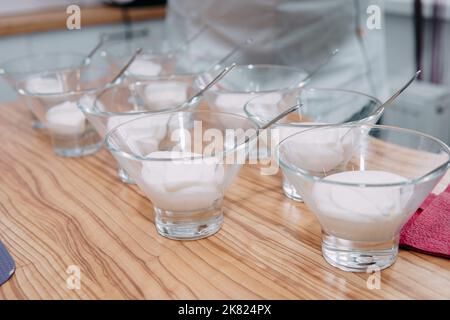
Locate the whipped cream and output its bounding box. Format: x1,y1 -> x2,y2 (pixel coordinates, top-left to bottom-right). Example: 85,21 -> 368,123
45,101 -> 86,135
283,127 -> 354,173
26,76 -> 64,94
309,170 -> 413,241
107,114 -> 168,154
140,151 -> 224,212
128,59 -> 162,77
213,93 -> 254,116
144,81 -> 188,110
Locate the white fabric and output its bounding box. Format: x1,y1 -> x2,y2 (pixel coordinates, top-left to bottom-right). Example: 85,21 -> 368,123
166,0 -> 389,100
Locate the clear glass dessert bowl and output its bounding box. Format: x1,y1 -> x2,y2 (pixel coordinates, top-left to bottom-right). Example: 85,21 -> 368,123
79,77 -> 201,183
0,52 -> 86,128
17,56 -> 114,157
245,88 -> 383,201
276,124 -> 450,272
105,110 -> 259,240
195,64 -> 309,117
102,36 -> 178,79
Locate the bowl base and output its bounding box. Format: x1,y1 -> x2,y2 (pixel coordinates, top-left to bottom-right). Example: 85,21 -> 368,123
54,142 -> 101,158
117,168 -> 135,184
282,179 -> 303,202
321,232 -> 398,272
32,120 -> 44,129
51,127 -> 102,158
154,204 -> 223,240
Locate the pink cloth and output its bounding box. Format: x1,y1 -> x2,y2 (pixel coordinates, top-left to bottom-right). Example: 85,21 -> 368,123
400,184 -> 450,258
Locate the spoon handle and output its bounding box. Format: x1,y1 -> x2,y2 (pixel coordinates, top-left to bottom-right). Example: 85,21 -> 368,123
109,48 -> 143,85
299,48 -> 339,87
260,104 -> 302,130
340,70 -> 421,142
187,62 -> 237,104
382,70 -> 421,108
83,38 -> 105,65
95,48 -> 143,99
242,103 -> 302,146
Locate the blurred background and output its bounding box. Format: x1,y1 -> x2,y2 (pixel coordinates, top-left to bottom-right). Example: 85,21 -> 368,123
0,0 -> 449,143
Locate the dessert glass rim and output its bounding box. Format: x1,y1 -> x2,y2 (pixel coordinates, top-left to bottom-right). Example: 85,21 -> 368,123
0,51 -> 86,76
78,80 -> 197,117
244,87 -> 384,127
197,63 -> 309,95
276,123 -> 450,188
126,72 -> 199,81
15,55 -> 114,98
105,110 -> 260,162
101,41 -> 175,58
16,77 -> 115,98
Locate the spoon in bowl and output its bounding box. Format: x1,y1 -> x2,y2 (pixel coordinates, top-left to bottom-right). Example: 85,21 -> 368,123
299,49 -> 339,87
340,70 -> 421,141
181,62 -> 238,109
94,48 -> 143,99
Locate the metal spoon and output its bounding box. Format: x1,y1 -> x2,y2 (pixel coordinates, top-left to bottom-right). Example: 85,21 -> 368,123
372,70 -> 421,116
212,103 -> 301,160
241,103 -> 302,146
95,48 -> 143,99
299,49 -> 339,87
183,62 -> 237,107
260,104 -> 302,130
83,37 -> 105,66
340,70 -> 421,141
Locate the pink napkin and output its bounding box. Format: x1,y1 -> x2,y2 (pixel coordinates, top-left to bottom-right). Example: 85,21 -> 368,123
400,184 -> 450,258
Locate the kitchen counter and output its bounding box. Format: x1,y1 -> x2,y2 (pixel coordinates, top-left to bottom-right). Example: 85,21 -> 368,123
0,5 -> 165,37
0,101 -> 449,299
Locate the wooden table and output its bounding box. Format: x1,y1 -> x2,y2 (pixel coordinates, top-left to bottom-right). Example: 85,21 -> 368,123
0,5 -> 165,37
0,101 -> 449,299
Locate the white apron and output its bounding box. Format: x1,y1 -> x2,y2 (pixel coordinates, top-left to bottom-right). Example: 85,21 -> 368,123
166,0 -> 388,100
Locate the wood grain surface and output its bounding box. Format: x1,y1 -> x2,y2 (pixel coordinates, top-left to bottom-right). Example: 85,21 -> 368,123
0,5 -> 165,37
0,101 -> 449,300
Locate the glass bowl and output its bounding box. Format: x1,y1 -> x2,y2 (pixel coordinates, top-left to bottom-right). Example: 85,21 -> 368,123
0,52 -> 86,128
195,64 -> 309,116
101,35 -> 178,79
79,76 -> 201,183
245,88 -> 383,201
105,110 -> 259,240
277,124 -> 450,272
17,56 -> 114,157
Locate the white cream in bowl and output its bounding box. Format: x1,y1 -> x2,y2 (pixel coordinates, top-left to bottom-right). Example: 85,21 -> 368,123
140,151 -> 224,212
128,59 -> 163,77
45,101 -> 86,135
310,170 -> 413,241
144,81 -> 188,110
